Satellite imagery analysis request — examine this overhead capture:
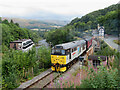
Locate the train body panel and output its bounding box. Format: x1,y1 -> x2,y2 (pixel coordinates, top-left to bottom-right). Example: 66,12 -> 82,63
51,55 -> 66,64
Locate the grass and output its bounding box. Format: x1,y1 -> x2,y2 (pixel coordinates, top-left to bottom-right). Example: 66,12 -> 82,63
113,40 -> 120,45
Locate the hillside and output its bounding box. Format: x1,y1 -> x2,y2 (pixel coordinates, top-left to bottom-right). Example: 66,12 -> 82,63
2,17 -> 69,29
67,4 -> 119,35
1,18 -> 42,51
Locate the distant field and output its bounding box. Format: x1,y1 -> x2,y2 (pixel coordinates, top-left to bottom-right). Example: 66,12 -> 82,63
113,40 -> 120,45
2,17 -> 68,29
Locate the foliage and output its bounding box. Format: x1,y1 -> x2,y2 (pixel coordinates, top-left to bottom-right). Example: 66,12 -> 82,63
67,4 -> 119,35
113,40 -> 120,45
45,26 -> 75,45
76,40 -> 120,88
95,40 -> 116,56
1,19 -> 42,52
77,66 -> 119,88
1,18 -> 51,89
2,46 -> 51,89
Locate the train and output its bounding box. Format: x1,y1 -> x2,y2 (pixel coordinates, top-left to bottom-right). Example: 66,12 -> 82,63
10,39 -> 34,52
51,37 -> 93,72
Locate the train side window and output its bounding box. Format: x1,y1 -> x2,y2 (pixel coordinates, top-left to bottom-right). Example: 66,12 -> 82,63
84,44 -> 86,49
74,47 -> 77,51
83,44 -> 86,50
72,49 -> 74,52
82,44 -> 84,50
79,46 -> 81,52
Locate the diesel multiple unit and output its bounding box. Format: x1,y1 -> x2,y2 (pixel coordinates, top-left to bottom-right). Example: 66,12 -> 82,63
51,38 -> 92,72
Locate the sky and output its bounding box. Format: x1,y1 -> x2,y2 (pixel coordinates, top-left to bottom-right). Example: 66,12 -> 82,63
0,0 -> 119,20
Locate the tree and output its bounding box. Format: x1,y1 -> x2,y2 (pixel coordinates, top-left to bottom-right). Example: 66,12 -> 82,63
2,19 -> 9,24
0,17 -> 2,23
15,23 -> 19,27
10,19 -> 14,24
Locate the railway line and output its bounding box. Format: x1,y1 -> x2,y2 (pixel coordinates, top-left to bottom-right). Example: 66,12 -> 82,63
17,39 -> 95,89
25,59 -> 80,89
26,72 -> 60,89
17,52 -> 88,89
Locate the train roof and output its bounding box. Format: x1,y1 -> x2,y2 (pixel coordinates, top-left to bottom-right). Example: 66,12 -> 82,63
53,40 -> 86,50
10,39 -> 32,43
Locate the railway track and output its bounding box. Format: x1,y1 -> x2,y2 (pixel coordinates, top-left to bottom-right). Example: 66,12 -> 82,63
26,72 -> 61,89
26,60 -> 80,89
17,61 -> 79,89
17,46 -> 92,89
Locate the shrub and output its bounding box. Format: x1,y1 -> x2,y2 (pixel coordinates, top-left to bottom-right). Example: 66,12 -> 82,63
77,66 -> 119,88
2,46 -> 51,89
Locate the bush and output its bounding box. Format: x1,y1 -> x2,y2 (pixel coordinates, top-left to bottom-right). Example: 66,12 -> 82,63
77,66 -> 119,88
76,40 -> 120,88
2,46 -> 51,89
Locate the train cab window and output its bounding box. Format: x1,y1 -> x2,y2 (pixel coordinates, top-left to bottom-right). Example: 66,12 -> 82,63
51,49 -> 55,54
66,49 -> 70,54
61,50 -> 65,55
56,49 -> 61,53
51,49 -> 65,55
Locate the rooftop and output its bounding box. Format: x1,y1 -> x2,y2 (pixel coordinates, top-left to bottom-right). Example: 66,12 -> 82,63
88,55 -> 107,61
10,39 -> 31,43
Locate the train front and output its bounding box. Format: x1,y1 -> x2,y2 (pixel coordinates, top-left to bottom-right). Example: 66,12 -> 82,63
51,46 -> 67,72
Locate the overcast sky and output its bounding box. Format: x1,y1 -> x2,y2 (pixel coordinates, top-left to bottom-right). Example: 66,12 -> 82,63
0,0 -> 119,20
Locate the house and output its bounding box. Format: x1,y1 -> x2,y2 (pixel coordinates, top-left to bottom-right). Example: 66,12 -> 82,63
88,55 -> 108,70
98,24 -> 105,38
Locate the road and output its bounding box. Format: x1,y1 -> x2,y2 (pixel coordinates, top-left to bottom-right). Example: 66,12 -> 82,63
36,39 -> 49,49
102,36 -> 120,52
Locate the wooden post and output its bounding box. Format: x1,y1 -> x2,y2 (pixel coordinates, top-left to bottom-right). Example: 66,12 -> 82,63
23,67 -> 25,78
32,67 -> 33,76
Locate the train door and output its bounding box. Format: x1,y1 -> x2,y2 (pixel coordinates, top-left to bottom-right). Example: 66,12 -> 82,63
69,49 -> 71,59
66,49 -> 71,59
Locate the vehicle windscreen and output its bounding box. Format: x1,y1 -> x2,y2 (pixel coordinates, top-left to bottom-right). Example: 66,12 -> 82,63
51,49 -> 65,55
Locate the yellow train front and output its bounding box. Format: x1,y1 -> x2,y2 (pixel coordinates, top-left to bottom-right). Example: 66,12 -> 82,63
51,55 -> 67,72
51,40 -> 87,72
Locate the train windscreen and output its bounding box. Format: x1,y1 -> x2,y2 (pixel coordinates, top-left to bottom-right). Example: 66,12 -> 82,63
51,49 -> 65,55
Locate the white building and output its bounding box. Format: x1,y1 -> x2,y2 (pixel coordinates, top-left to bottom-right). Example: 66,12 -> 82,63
98,24 -> 104,38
